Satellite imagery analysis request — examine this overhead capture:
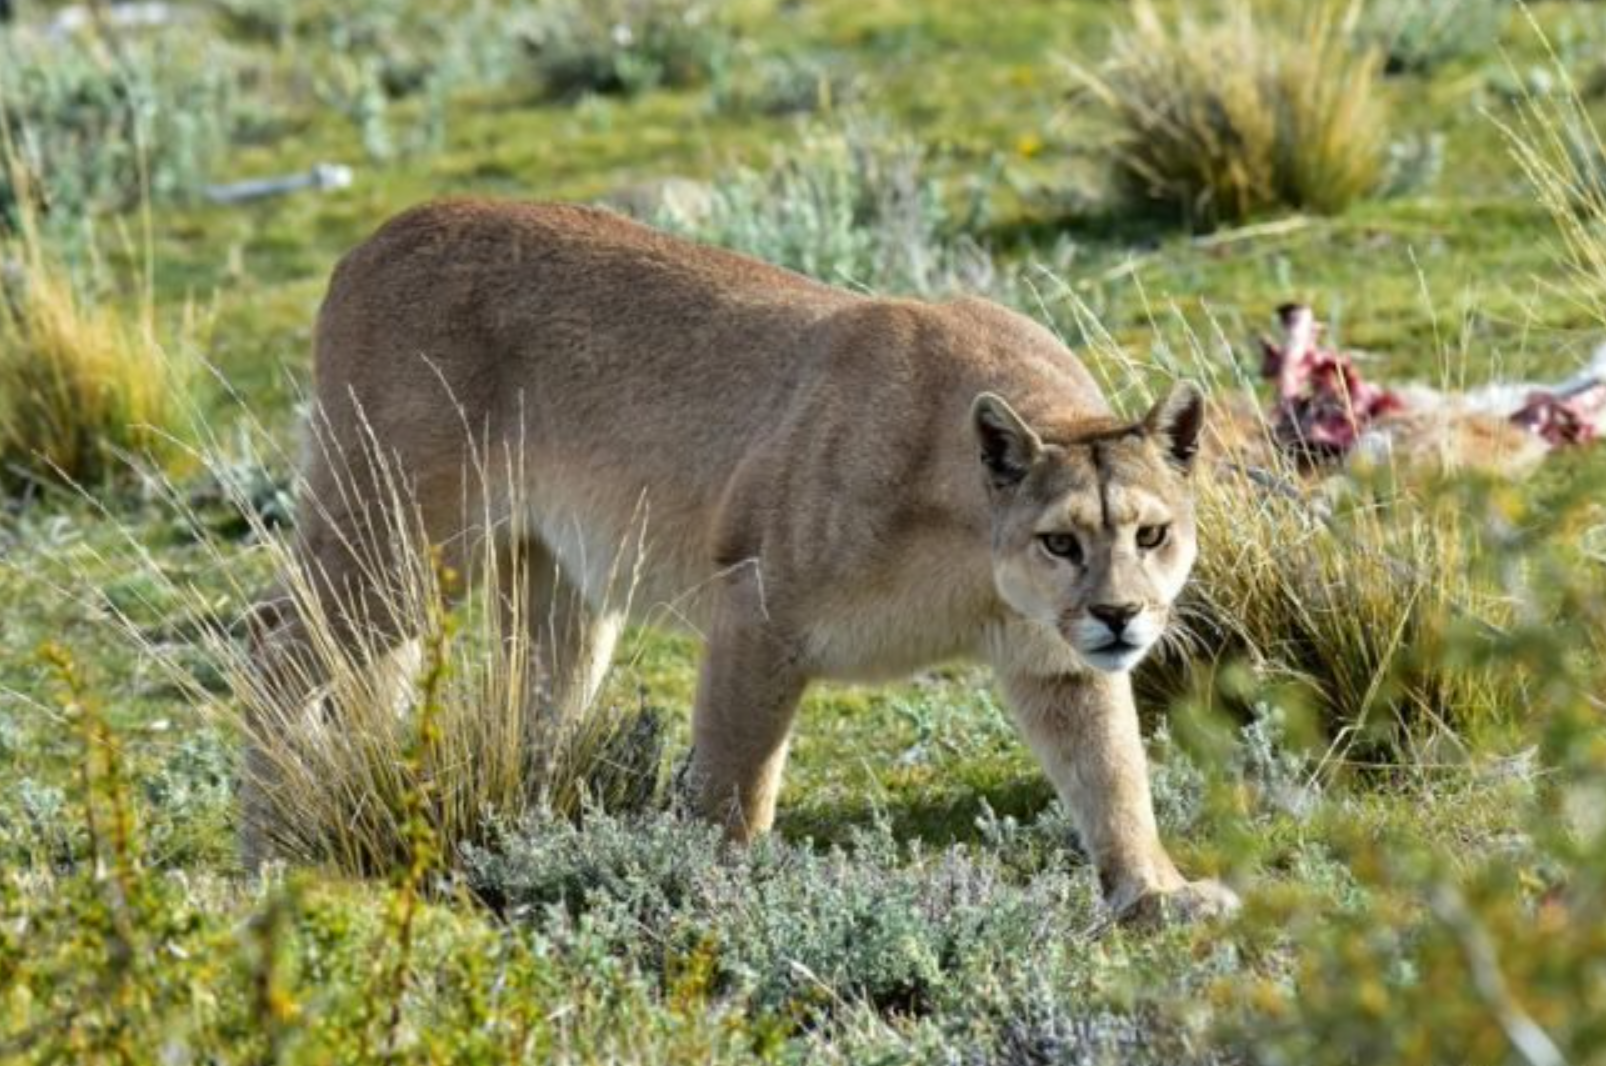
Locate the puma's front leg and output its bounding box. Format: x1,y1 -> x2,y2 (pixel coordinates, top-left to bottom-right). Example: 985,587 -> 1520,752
998,666 -> 1238,924
687,577 -> 807,842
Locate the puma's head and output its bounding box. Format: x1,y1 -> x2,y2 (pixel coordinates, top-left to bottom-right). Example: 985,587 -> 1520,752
971,384 -> 1204,674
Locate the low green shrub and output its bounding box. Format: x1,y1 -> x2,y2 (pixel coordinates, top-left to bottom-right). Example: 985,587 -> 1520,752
213,0 -> 521,94
522,0 -> 734,99
471,813 -> 1097,1024
467,807 -> 1259,1062
0,30 -> 248,228
212,0 -> 523,159
1359,0 -> 1511,75
654,125 -> 1002,297
712,49 -> 863,116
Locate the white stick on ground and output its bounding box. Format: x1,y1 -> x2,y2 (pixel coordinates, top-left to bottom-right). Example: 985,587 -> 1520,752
203,164 -> 355,205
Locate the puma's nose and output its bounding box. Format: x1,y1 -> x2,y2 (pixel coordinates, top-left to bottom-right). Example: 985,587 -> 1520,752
1089,603 -> 1141,636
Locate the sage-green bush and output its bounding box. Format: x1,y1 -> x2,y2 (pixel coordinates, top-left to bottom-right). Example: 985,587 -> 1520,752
523,0 -> 734,99
0,32 -> 247,228
653,126 -> 1002,297
1359,0 -> 1511,74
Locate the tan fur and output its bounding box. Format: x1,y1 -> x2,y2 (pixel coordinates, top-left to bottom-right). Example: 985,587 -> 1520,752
248,199 -> 1236,921
1355,409 -> 1551,476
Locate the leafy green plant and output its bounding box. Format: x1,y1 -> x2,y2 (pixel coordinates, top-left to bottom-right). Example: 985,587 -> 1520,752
1071,0 -> 1390,228
1216,471 -> 1606,1066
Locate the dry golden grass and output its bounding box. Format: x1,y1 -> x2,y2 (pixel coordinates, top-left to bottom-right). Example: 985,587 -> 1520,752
1049,299 -> 1520,764
1165,459 -> 1515,763
0,211 -> 196,488
1071,0 -> 1389,228
86,412 -> 664,877
1499,10 -> 1606,334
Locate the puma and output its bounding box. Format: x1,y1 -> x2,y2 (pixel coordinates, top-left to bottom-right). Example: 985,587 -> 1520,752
248,200 -> 1238,923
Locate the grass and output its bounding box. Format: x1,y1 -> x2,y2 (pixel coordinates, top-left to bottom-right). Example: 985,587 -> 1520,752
0,202 -> 198,489
1070,0 -> 1390,228
56,403 -> 671,877
1146,434 -> 1520,760
1,0 -> 1606,1061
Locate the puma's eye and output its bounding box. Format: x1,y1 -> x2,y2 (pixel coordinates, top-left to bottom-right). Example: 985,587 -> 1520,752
1136,524 -> 1169,550
1039,532 -> 1083,563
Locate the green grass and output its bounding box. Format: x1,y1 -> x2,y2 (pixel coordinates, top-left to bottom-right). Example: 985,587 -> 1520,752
2,0 -> 1606,1062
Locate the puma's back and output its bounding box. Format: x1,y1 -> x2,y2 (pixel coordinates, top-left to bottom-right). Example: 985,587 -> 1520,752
307,199 -> 1111,634
314,201 -> 846,495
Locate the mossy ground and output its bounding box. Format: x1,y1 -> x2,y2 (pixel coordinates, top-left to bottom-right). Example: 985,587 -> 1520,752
3,1 -> 1605,1062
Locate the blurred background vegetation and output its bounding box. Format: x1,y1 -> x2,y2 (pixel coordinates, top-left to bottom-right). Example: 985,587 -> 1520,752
1,0 -> 1605,1062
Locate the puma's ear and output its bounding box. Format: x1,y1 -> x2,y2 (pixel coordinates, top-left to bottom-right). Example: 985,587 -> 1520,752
1144,381 -> 1205,471
971,392 -> 1043,489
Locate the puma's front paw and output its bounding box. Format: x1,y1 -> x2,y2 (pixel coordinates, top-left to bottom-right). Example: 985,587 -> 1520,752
1116,878 -> 1241,928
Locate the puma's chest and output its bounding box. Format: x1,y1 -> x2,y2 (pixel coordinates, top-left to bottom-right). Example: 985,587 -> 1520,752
796,567 -> 998,682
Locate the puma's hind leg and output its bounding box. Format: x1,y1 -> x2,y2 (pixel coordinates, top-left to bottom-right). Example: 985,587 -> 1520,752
241,512 -> 427,871
241,458 -> 475,871
496,537 -> 624,726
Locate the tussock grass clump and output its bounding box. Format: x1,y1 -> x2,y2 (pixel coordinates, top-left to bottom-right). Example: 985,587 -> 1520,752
1501,26 -> 1606,327
235,543 -> 665,876
96,415 -> 666,877
1052,304 -> 1519,758
1160,462 -> 1516,757
523,0 -> 733,99
0,223 -> 196,488
1073,0 -> 1389,228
